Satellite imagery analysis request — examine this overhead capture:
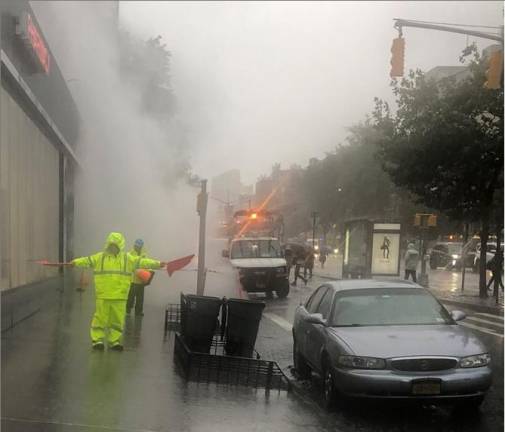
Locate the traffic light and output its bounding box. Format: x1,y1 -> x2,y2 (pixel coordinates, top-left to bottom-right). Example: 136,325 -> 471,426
414,213 -> 437,227
390,37 -> 405,78
484,50 -> 503,90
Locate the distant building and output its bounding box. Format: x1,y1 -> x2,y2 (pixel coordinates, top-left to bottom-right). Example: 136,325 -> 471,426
425,44 -> 501,83
254,164 -> 302,213
425,65 -> 470,82
211,169 -> 242,205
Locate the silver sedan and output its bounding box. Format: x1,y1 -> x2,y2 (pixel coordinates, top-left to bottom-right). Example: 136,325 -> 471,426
292,279 -> 492,410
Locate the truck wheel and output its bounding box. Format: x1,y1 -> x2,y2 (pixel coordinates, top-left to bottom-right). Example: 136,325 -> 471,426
276,281 -> 290,298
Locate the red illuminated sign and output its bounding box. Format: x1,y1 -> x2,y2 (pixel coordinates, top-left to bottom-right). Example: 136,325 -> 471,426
16,13 -> 50,74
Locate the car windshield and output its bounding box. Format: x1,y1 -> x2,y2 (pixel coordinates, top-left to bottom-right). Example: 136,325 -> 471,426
330,288 -> 453,327
231,239 -> 282,259
447,243 -> 462,254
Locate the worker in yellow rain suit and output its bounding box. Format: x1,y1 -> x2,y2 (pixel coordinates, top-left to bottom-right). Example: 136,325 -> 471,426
126,238 -> 152,316
72,232 -> 165,351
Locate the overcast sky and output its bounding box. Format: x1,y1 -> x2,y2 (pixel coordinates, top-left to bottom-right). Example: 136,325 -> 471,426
120,1 -> 502,185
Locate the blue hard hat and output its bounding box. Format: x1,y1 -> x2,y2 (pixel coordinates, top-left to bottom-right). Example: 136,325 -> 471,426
134,239 -> 144,247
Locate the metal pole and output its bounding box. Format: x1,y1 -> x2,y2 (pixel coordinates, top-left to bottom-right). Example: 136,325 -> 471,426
394,19 -> 503,42
197,180 -> 208,296
311,212 -> 317,250
461,223 -> 469,293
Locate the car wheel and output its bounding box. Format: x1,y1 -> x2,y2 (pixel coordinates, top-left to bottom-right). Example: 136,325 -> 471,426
293,339 -> 311,379
276,281 -> 290,299
454,395 -> 485,413
322,362 -> 337,410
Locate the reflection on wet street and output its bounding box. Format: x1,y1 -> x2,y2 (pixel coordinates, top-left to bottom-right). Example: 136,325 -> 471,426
1,248 -> 333,432
2,240 -> 503,432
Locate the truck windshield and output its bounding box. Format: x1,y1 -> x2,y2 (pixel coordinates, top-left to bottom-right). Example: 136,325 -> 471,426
231,240 -> 282,259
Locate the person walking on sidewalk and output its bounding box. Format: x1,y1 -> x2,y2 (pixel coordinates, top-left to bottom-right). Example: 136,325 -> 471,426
127,238 -> 152,316
283,245 -> 294,280
404,242 -> 420,283
304,247 -> 315,279
291,247 -> 307,286
319,249 -> 327,269
72,232 -> 165,351
487,250 -> 504,293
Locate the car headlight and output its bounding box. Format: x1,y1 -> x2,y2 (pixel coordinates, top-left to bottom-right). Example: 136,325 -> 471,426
460,353 -> 491,368
452,254 -> 460,259
338,355 -> 386,369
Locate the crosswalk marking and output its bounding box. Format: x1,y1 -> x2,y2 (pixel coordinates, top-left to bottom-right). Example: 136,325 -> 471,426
264,312 -> 293,332
465,316 -> 504,328
475,312 -> 504,322
459,321 -> 504,338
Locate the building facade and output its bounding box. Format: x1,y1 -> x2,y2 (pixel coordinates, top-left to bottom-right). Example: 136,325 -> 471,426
0,1 -> 79,329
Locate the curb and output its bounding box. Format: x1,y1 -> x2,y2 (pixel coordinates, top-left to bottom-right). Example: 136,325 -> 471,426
437,297 -> 503,315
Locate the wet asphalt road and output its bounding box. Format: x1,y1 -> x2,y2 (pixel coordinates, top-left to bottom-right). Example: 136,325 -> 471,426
1,238 -> 503,431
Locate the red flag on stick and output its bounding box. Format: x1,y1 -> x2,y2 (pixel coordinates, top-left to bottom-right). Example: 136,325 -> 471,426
165,255 -> 195,277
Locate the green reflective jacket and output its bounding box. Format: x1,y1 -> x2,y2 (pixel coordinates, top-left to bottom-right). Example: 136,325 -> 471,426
72,232 -> 161,299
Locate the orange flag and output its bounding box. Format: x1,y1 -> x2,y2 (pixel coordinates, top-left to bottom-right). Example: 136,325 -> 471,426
166,255 -> 195,277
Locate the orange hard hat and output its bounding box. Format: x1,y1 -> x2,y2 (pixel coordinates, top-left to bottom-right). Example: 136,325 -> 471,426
136,269 -> 153,284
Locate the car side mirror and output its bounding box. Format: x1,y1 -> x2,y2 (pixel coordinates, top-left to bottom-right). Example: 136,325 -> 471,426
222,249 -> 229,258
451,310 -> 466,322
305,313 -> 326,326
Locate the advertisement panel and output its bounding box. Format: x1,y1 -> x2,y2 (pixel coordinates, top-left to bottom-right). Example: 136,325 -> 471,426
371,232 -> 400,275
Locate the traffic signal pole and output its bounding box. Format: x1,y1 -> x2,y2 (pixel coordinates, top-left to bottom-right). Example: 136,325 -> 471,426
391,19 -> 504,84
393,19 -> 503,43
311,212 -> 318,250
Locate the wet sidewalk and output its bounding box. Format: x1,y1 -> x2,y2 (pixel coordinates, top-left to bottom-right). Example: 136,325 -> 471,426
311,255 -> 503,314
1,274 -> 337,432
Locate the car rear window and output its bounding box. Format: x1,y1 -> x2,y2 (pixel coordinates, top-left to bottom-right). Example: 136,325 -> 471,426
330,288 -> 453,327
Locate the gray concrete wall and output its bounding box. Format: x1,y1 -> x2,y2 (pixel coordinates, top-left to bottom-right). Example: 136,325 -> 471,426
0,84 -> 60,290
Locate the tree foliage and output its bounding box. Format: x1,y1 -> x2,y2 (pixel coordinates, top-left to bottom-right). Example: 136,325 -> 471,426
119,32 -> 176,118
303,123 -> 400,231
373,45 -> 503,223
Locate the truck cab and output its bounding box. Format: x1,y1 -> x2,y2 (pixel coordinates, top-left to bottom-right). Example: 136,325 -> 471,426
227,237 -> 289,298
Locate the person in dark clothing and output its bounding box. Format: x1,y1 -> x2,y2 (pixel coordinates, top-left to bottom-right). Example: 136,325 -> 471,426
291,248 -> 307,286
487,251 -> 504,292
319,249 -> 327,269
304,247 -> 315,279
127,239 -> 154,316
283,246 -> 294,280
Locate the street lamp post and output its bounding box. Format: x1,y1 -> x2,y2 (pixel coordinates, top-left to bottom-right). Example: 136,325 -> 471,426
311,212 -> 318,250
196,180 -> 208,296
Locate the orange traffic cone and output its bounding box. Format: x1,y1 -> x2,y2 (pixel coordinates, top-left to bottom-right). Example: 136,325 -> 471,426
136,269 -> 154,285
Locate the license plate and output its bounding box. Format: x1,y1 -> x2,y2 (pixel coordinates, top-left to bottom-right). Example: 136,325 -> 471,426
412,381 -> 441,395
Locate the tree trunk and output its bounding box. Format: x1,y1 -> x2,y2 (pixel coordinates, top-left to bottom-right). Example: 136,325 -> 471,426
479,214 -> 489,298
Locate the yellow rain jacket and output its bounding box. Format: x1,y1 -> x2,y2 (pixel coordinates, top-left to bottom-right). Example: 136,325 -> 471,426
72,232 -> 161,300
